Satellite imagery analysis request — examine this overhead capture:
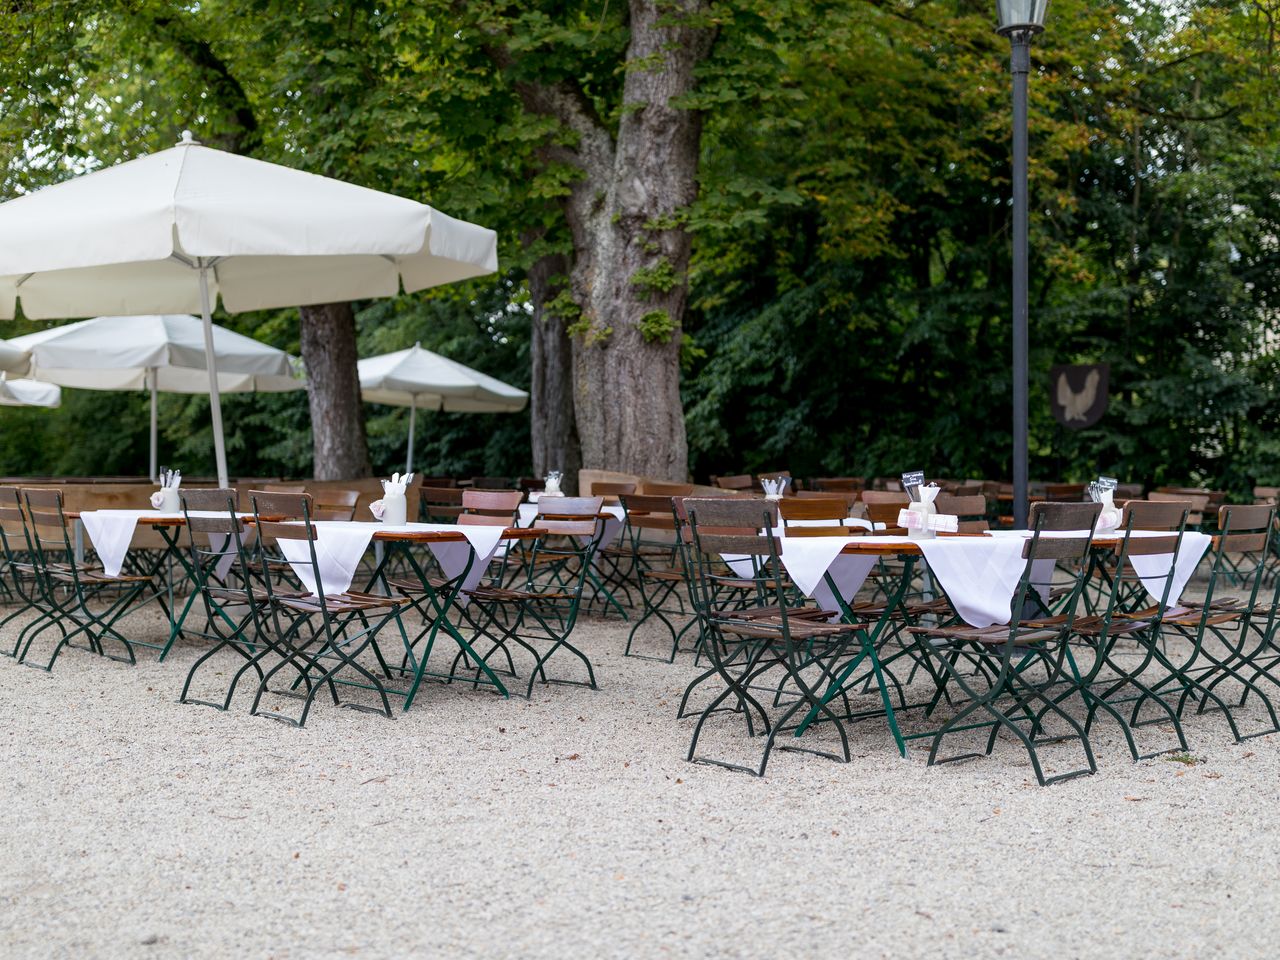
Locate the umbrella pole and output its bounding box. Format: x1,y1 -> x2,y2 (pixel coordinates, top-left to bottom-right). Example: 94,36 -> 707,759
149,368 -> 158,482
198,263 -> 230,488
406,398 -> 417,474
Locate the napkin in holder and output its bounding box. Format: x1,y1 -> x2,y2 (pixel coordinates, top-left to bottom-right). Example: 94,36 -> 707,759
543,471 -> 565,498
370,473 -> 411,525
901,483 -> 943,540
150,468 -> 182,512
1089,476 -> 1122,531
761,476 -> 790,501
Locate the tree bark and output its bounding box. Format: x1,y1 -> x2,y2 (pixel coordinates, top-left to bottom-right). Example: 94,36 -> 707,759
299,302 -> 371,480
505,0 -> 712,482
528,251 -> 582,493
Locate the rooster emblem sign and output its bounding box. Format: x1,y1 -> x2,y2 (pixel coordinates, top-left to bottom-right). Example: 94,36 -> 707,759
1050,364 -> 1109,429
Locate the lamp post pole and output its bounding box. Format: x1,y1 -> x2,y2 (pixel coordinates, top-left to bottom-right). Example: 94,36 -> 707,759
1010,29 -> 1031,529
996,0 -> 1046,527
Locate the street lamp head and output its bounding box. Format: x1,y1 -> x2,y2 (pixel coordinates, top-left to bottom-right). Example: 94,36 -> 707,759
995,0 -> 1048,35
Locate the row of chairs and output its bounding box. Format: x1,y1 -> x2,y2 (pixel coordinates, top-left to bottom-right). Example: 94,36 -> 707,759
575,487 -> 1280,782
0,486 -> 613,725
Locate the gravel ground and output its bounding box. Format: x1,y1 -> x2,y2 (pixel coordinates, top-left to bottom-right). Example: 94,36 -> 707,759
1,602 -> 1278,960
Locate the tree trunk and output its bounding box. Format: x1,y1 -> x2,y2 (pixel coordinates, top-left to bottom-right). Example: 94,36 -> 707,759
528,251 -> 582,493
559,1 -> 710,482
299,302 -> 371,480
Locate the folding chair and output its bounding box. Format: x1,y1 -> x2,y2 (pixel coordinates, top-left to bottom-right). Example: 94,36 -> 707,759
459,506 -> 602,698
906,502 -> 1103,786
247,491 -> 411,726
17,488 -> 154,671
682,497 -> 861,776
177,488 -> 276,711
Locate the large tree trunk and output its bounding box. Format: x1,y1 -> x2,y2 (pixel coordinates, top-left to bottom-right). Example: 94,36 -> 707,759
528,251 -> 582,493
505,1 -> 711,482
559,1 -> 710,481
299,302 -> 371,480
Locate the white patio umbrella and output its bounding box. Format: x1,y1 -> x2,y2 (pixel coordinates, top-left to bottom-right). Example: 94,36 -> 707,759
359,342 -> 528,472
10,315 -> 302,481
0,338 -> 28,374
0,376 -> 60,408
0,131 -> 498,486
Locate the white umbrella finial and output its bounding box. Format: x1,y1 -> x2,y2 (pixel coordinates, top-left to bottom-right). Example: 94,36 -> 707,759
178,130 -> 199,146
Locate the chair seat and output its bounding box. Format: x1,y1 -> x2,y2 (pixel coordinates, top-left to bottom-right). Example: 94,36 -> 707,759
387,575 -> 449,594
465,585 -> 575,603
276,591 -> 410,614
907,623 -> 1059,646
639,569 -> 685,583
51,567 -> 152,585
716,616 -> 852,640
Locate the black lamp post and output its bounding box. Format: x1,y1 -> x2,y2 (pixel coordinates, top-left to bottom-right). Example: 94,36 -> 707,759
996,0 -> 1047,528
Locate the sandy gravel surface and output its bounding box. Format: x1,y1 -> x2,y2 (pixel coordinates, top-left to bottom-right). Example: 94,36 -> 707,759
1,606 -> 1278,960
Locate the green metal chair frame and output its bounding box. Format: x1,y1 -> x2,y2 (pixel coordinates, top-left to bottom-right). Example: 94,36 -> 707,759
681,497 -> 860,777
17,488 -> 154,671
247,491 -> 411,727
904,501 -> 1102,786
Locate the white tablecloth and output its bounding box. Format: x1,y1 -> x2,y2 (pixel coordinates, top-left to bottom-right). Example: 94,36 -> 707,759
79,509 -> 240,578
723,535 -> 916,613
984,529 -> 1212,617
379,522 -> 507,596
276,521 -> 510,598
275,521 -> 379,597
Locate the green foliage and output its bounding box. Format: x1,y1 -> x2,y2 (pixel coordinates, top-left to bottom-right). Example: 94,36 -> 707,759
637,309 -> 676,344
630,259 -> 682,298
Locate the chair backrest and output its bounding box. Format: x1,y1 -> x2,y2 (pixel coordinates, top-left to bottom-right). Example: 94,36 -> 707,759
590,481 -> 636,499
461,489 -> 523,524
860,490 -> 909,505
420,486 -> 464,522
0,485 -> 29,557
1122,499 -> 1190,531
535,496 -> 603,519
312,488 -> 359,521
779,497 -> 848,523
1043,483 -> 1086,503
934,493 -> 989,533
712,474 -> 754,491
1148,490 -> 1209,526
864,502 -> 906,533
683,498 -> 778,556
180,487 -> 241,512
640,480 -> 695,497
1009,502 -> 1102,625
811,477 -> 863,492
471,476 -> 512,490
1253,485 -> 1280,505
619,494 -> 678,534
260,482 -> 307,494
248,490 -> 312,521
20,488 -> 74,570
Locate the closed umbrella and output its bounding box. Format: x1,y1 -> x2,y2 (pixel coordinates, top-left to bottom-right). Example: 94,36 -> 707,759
11,315 -> 302,480
359,343 -> 528,472
0,376 -> 60,408
0,131 -> 498,486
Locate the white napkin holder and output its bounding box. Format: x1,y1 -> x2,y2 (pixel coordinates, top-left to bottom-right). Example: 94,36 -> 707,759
543,471 -> 564,497
761,477 -> 788,502
150,488 -> 180,512
1096,489 -> 1121,532
903,484 -> 943,540
371,474 -> 409,525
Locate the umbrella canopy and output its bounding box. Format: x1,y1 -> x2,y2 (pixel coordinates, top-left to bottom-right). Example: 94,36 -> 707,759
0,338 -> 28,374
10,315 -> 301,393
0,376 -> 60,408
0,131 -> 499,485
358,343 -> 527,472
10,315 -> 303,480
